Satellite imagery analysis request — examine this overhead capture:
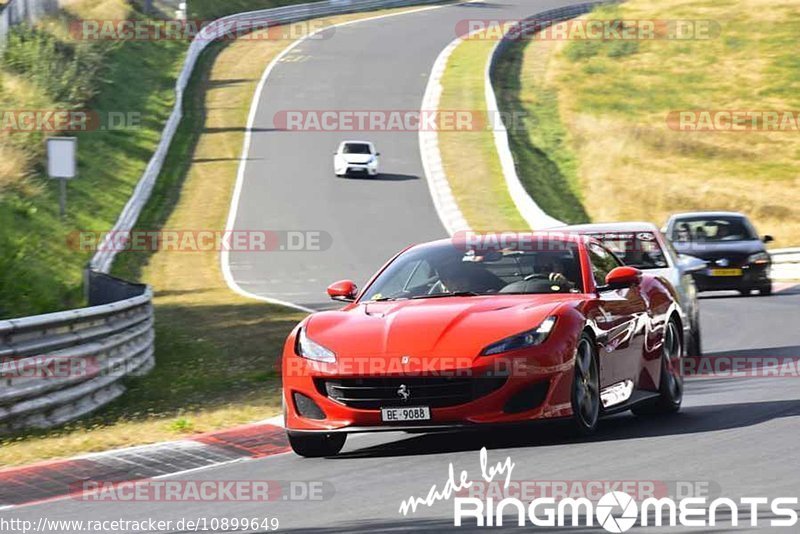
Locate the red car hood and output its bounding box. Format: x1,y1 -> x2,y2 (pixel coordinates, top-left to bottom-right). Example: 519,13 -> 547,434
305,294 -> 582,361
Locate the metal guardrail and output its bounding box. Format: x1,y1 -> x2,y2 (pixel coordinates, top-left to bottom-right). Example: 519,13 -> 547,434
0,272 -> 154,435
487,4 -> 800,283
486,1 -> 619,231
485,2 -> 615,230
90,0 -> 448,273
1,0 -> 450,434
771,248 -> 800,281
490,1 -> 614,67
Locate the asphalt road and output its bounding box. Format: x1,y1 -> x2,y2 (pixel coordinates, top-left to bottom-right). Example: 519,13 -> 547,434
226,0 -> 588,309
5,288 -> 799,532
4,1 -> 799,532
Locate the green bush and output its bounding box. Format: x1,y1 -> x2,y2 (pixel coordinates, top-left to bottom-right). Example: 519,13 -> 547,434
3,22 -> 109,108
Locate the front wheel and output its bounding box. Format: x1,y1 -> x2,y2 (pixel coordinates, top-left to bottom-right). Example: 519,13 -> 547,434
287,432 -> 346,458
688,319 -> 702,357
759,284 -> 772,296
570,333 -> 600,435
632,317 -> 683,416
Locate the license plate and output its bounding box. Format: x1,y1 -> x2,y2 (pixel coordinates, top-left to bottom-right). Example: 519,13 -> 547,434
381,406 -> 430,422
709,268 -> 743,277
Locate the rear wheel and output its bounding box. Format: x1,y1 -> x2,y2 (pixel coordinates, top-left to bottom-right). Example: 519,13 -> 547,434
738,288 -> 752,296
632,317 -> 683,416
287,432 -> 346,458
570,333 -> 600,435
759,284 -> 772,296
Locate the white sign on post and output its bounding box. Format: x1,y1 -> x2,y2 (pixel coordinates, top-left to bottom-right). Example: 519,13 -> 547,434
47,137 -> 77,218
47,137 -> 77,179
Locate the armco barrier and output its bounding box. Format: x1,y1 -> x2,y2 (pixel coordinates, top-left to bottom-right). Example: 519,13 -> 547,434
89,0 -> 448,274
485,1 -> 615,230
1,0 -> 448,434
0,272 -> 154,435
771,248 -> 800,281
6,0 -> 796,438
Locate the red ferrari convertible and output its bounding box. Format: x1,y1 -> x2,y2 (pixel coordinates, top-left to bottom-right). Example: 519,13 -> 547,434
281,233 -> 685,457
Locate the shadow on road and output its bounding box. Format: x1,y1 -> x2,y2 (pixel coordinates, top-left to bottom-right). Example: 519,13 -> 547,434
332,397 -> 800,460
331,341 -> 800,459
343,173 -> 419,181
278,513 -> 757,533
699,287 -> 799,300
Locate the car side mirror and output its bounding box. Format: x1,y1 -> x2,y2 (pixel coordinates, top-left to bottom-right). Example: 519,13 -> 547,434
762,235 -> 774,244
604,266 -> 642,290
677,254 -> 707,274
327,280 -> 358,302
376,152 -> 381,156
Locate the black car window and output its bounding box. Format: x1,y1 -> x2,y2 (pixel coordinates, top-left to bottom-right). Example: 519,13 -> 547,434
342,143 -> 372,154
671,216 -> 757,242
361,241 -> 584,301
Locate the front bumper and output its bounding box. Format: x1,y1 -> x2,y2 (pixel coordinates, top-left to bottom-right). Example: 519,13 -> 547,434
336,163 -> 378,176
282,348 -> 576,433
693,263 -> 771,292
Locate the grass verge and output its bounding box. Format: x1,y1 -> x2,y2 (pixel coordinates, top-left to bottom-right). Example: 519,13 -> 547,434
438,34 -> 528,231
1,3 -> 446,467
0,0 -> 185,319
511,0 -> 800,245
493,36 -> 588,224
188,0 -> 323,20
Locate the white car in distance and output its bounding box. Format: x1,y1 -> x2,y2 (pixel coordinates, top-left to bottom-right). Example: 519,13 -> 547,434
333,141 -> 380,177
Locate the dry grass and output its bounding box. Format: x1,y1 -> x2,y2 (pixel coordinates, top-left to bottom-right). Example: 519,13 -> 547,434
0,142 -> 30,192
1,4 -> 447,467
529,0 -> 800,246
62,0 -> 130,20
438,34 -> 529,231
0,73 -> 52,195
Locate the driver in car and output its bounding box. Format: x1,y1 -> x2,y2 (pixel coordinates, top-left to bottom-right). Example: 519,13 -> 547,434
434,261 -> 504,294
534,258 -> 571,285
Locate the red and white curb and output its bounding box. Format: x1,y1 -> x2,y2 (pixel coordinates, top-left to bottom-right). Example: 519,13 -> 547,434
484,28 -> 565,230
222,2 -> 465,306
418,21 -> 566,236
0,419 -> 288,510
418,34 -> 472,237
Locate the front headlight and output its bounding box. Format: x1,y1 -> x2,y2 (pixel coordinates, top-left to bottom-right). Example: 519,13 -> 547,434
747,252 -> 770,265
295,327 -> 336,363
481,316 -> 557,356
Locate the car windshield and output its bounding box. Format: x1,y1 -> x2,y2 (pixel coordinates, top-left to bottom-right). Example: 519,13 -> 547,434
342,143 -> 371,154
584,231 -> 668,269
671,216 -> 757,242
360,241 -> 583,301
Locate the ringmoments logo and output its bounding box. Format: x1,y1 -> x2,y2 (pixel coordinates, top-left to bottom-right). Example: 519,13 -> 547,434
398,448 -> 799,531
595,492 -> 638,533
453,490 -> 799,531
